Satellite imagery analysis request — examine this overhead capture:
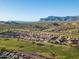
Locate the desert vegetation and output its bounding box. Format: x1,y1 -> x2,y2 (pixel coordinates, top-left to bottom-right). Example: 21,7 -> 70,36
0,21 -> 79,59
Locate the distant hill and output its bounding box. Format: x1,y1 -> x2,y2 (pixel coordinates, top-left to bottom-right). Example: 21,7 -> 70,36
40,16 -> 79,22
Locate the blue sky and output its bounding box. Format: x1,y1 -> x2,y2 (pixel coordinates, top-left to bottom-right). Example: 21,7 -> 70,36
0,0 -> 79,21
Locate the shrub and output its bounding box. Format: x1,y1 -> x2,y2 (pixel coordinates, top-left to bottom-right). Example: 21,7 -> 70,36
36,43 -> 45,46
32,41 -> 36,44
4,38 -> 10,41
0,48 -> 6,53
19,45 -> 24,48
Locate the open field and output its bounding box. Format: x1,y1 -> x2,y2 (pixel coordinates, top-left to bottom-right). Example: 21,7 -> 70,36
0,22 -> 79,59
0,38 -> 79,59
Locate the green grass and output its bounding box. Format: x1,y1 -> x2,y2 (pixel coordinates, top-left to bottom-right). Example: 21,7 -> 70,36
0,38 -> 79,59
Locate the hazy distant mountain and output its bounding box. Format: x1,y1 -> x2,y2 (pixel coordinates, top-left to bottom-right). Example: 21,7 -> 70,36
40,16 -> 79,22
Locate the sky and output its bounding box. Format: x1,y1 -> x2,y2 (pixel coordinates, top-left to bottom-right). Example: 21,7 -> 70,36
0,0 -> 79,21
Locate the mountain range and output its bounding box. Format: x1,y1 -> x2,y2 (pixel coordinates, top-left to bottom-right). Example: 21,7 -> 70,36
40,16 -> 79,22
